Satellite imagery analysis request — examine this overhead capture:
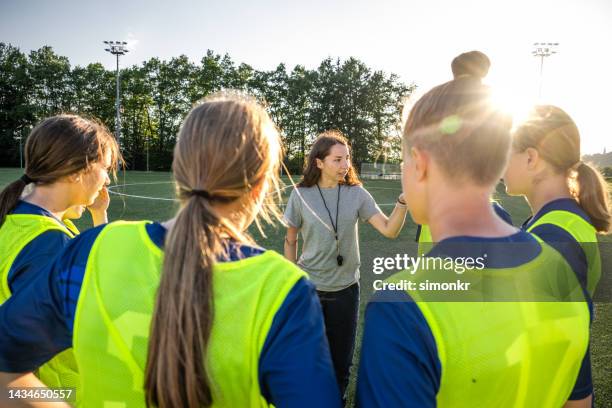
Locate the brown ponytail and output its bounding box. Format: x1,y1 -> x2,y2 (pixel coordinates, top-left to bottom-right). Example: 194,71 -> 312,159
575,162 -> 611,233
0,114 -> 120,226
145,92 -> 283,407
512,105 -> 611,233
0,178 -> 30,226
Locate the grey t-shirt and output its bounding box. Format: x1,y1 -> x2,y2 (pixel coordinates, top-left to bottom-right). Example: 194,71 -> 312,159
283,184 -> 382,292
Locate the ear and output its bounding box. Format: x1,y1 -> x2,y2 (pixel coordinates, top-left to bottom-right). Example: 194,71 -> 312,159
411,147 -> 428,182
66,172 -> 82,184
315,157 -> 324,170
525,147 -> 539,170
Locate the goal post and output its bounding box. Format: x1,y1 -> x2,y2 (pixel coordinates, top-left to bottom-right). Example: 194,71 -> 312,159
360,162 -> 402,180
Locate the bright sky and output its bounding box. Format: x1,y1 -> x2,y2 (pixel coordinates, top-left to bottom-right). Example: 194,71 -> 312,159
2,0 -> 611,154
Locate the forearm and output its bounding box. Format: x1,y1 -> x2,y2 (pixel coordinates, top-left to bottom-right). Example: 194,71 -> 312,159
376,204 -> 408,238
284,240 -> 298,263
90,210 -> 108,226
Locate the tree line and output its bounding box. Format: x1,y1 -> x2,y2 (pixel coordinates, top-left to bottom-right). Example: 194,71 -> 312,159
0,43 -> 415,172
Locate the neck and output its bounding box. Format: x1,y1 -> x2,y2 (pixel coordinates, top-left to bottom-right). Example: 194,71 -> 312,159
427,183 -> 517,242
525,175 -> 572,216
318,175 -> 338,188
163,200 -> 250,239
23,184 -> 74,221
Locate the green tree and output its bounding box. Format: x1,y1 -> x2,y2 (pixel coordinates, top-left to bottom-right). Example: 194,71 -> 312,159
0,43 -> 35,166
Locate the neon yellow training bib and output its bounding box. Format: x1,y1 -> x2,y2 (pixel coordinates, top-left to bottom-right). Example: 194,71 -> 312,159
73,220 -> 307,407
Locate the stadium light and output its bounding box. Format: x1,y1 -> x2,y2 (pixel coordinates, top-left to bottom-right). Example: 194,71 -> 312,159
13,132 -> 23,169
103,40 -> 129,151
532,42 -> 559,98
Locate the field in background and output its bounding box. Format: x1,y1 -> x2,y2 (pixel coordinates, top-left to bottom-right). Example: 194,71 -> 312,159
1,168 -> 610,407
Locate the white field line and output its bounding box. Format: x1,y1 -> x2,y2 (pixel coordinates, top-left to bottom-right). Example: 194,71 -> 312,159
108,181 -> 401,206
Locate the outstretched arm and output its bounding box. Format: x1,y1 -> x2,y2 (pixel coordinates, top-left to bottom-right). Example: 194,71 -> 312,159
368,195 -> 408,238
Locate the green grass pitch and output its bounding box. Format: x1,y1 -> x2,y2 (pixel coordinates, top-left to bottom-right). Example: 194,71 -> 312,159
1,168 -> 610,406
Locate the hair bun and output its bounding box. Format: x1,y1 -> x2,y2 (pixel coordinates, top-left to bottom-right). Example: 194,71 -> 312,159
451,51 -> 491,80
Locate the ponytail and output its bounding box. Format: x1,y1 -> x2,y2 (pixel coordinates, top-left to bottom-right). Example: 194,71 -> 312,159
575,162 -> 611,233
0,177 -> 30,226
145,196 -> 221,407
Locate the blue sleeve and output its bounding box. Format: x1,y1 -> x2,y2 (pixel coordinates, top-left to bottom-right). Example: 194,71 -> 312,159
0,226 -> 104,372
493,202 -> 513,226
7,230 -> 71,294
258,277 -> 342,408
357,290 -> 441,408
0,260 -> 71,372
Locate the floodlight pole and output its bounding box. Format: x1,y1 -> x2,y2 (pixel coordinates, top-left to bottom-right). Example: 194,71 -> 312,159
532,42 -> 558,98
104,41 -> 129,150
13,133 -> 23,169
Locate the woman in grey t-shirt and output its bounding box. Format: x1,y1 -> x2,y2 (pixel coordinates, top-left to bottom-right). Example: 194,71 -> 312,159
283,131 -> 408,400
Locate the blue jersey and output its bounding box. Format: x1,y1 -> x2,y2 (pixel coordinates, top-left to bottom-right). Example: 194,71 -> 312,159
522,198 -> 595,401
415,201 -> 513,242
0,222 -> 341,408
357,231 -> 591,407
6,201 -> 71,294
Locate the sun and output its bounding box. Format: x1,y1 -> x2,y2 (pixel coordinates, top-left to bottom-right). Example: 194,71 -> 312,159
489,83 -> 535,127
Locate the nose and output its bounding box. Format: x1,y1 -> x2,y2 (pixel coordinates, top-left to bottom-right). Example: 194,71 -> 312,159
104,172 -> 111,186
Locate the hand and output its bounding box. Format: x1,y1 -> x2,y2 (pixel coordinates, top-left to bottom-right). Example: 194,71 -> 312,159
88,186 -> 110,225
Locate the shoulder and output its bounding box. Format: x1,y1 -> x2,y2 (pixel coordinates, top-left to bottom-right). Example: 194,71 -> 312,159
10,200 -> 54,217
344,184 -> 372,198
274,277 -> 317,314
287,186 -> 310,202
14,228 -> 72,261
530,223 -> 576,243
531,199 -> 592,227
225,249 -> 307,282
7,229 -> 73,293
58,224 -> 109,267
29,229 -> 72,249
261,250 -> 307,275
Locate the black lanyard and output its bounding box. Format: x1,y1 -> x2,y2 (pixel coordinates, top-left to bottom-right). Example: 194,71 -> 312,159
316,184 -> 343,266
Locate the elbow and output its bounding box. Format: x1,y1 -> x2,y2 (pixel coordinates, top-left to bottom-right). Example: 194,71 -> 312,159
388,231 -> 401,239
381,229 -> 399,239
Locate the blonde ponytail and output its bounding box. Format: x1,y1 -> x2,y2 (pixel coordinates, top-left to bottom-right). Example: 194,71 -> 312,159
575,162 -> 611,233
145,196 -> 221,407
